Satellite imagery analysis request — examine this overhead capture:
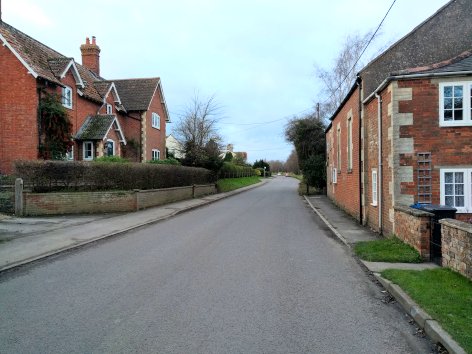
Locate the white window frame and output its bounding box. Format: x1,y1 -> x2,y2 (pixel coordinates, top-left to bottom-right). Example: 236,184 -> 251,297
66,145 -> 74,161
106,103 -> 113,114
83,141 -> 94,161
152,149 -> 160,161
106,139 -> 115,156
62,86 -> 73,109
347,117 -> 353,171
152,112 -> 160,129
440,168 -> 472,213
439,81 -> 472,127
336,126 -> 341,171
372,169 -> 378,206
332,167 -> 337,184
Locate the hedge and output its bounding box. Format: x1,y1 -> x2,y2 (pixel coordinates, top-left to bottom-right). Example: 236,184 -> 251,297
15,160 -> 214,192
218,162 -> 257,179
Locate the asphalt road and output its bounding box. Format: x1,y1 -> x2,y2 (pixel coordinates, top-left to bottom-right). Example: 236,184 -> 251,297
0,177 -> 435,353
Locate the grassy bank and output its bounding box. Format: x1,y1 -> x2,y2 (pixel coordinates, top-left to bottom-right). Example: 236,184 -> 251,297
382,268 -> 472,353
354,237 -> 422,263
216,176 -> 261,193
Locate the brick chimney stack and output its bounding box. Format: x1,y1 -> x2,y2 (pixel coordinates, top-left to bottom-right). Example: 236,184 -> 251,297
80,36 -> 100,76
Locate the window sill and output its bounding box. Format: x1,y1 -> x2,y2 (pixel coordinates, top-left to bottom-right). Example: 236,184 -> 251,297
347,169 -> 353,174
371,203 -> 378,207
439,121 -> 472,127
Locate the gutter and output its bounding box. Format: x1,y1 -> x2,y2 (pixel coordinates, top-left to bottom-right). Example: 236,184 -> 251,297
364,70 -> 472,104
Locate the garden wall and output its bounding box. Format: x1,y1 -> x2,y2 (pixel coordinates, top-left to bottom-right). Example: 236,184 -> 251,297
23,184 -> 217,216
394,205 -> 433,260
440,219 -> 472,280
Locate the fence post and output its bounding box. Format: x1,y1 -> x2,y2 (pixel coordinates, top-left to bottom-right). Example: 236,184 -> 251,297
15,178 -> 24,217
192,184 -> 196,198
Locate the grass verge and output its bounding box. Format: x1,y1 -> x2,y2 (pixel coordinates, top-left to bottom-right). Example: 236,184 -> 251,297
382,268 -> 472,353
216,176 -> 261,193
354,237 -> 422,263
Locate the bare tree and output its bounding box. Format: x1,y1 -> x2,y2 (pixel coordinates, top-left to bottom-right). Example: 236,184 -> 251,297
315,31 -> 380,120
174,93 -> 224,167
174,93 -> 223,149
268,160 -> 284,173
284,150 -> 299,174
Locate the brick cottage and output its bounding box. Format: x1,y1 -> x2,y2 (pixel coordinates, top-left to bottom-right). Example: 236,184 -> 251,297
0,22 -> 170,175
326,0 -> 472,241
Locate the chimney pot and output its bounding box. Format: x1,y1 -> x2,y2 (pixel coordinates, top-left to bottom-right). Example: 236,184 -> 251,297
86,37 -> 90,44
92,36 -> 96,45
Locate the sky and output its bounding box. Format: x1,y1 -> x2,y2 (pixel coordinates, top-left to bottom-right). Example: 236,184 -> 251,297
3,0 -> 450,163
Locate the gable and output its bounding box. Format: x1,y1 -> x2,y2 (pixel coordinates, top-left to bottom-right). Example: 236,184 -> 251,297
361,0 -> 472,96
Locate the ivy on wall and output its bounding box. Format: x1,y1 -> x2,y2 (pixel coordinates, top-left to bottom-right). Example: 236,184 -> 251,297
38,92 -> 73,160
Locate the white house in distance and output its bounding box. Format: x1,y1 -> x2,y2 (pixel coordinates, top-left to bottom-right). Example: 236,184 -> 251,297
166,134 -> 185,159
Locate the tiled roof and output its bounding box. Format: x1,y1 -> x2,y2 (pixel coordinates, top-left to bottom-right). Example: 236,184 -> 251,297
360,0 -> 472,97
0,21 -> 168,114
392,50 -> 472,76
75,115 -> 116,140
47,57 -> 73,78
112,78 -> 160,111
0,21 -> 103,102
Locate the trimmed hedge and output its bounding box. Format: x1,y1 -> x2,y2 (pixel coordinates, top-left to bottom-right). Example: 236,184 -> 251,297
15,160 -> 214,192
218,162 -> 256,179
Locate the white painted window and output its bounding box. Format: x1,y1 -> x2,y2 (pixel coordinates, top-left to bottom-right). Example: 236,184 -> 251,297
106,103 -> 113,114
332,167 -> 337,184
439,81 -> 472,126
62,86 -> 73,109
83,141 -> 94,161
440,168 -> 472,213
152,112 -> 160,129
372,169 -> 378,206
336,127 -> 341,171
152,149 -> 160,160
347,117 -> 353,171
66,145 -> 74,161
106,139 -> 115,156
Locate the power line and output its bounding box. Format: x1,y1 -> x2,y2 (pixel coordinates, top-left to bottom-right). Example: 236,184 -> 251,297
321,0 -> 397,105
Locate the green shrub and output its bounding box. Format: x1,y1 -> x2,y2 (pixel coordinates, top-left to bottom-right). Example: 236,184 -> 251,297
94,156 -> 129,163
148,158 -> 181,165
219,162 -> 256,179
14,160 -> 213,192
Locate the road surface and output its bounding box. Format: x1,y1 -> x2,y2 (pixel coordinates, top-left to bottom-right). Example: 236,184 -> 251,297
0,177 -> 435,353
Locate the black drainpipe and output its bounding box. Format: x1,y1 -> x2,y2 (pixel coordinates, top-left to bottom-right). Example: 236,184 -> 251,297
357,77 -> 363,225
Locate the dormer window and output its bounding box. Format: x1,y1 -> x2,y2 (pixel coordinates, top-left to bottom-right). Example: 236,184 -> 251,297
62,86 -> 73,109
152,112 -> 160,129
106,103 -> 113,114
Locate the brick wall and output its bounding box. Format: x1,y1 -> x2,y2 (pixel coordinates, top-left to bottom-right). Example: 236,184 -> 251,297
364,89 -> 394,234
0,45 -> 39,174
145,89 -> 166,160
395,78 -> 472,219
24,191 -> 137,215
327,87 -> 361,220
394,205 -> 432,260
136,187 -> 193,209
23,184 -> 217,216
440,218 -> 472,280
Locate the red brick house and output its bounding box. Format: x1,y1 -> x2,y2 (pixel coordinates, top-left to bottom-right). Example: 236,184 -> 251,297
326,0 -> 472,235
0,22 -> 170,174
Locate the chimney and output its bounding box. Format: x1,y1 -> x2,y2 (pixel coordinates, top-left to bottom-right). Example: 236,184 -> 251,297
80,36 -> 101,76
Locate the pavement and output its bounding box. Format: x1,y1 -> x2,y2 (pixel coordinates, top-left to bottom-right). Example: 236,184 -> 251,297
0,183 -> 465,353
305,195 -> 466,354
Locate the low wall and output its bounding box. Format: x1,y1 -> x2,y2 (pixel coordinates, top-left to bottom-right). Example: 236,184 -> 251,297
23,184 -> 217,216
394,205 -> 433,260
440,219 -> 472,280
136,186 -> 193,210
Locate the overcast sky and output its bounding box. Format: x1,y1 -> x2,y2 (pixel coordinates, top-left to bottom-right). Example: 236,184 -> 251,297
3,0 -> 450,163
